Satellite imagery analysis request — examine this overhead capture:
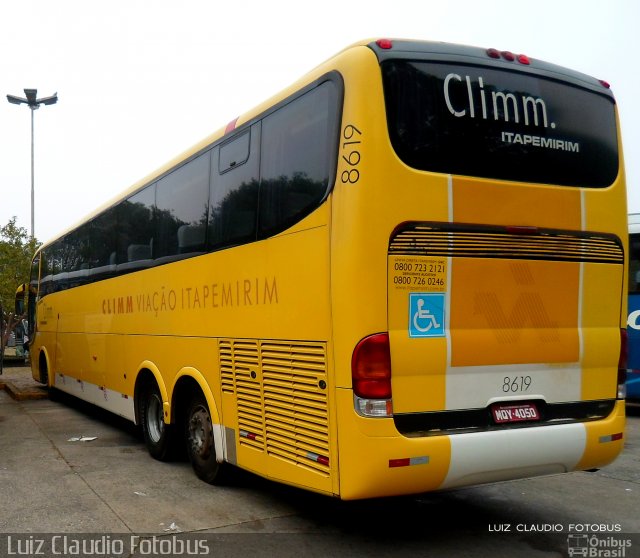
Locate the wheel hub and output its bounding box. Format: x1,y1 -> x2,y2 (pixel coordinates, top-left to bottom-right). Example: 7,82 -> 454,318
147,393 -> 164,443
189,406 -> 213,460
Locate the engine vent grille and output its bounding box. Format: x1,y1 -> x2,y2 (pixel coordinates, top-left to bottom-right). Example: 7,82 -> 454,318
219,338 -> 330,476
389,223 -> 623,264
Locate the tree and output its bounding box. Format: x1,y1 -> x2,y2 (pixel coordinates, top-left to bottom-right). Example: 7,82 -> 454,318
0,218 -> 40,345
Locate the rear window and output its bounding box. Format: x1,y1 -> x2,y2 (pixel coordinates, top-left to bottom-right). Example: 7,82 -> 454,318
381,60 -> 618,187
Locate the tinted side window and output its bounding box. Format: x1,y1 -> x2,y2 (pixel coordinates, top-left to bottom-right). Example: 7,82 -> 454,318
30,254 -> 40,297
39,249 -> 53,296
89,207 -> 117,279
66,227 -> 91,288
209,127 -> 260,250
49,241 -> 67,292
219,131 -> 249,173
258,81 -> 339,237
117,185 -> 156,266
156,152 -> 210,259
64,231 -> 82,272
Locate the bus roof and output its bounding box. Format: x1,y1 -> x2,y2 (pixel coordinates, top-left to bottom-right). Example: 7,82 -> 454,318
38,37 -> 616,251
367,39 -> 615,97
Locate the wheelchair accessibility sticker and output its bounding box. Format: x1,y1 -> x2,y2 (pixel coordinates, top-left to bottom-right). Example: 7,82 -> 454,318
409,293 -> 446,338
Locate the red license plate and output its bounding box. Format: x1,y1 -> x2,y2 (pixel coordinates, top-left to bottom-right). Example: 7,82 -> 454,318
491,402 -> 540,424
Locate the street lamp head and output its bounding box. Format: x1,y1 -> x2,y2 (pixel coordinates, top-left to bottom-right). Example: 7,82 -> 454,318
6,94 -> 28,106
24,89 -> 38,105
6,89 -> 58,109
38,93 -> 58,106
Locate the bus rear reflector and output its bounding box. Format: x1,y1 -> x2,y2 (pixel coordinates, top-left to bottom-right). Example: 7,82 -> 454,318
599,433 -> 623,443
352,333 -> 392,399
389,456 -> 429,468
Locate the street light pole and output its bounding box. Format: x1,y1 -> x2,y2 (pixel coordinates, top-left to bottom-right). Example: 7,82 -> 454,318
6,89 -> 58,239
30,107 -> 35,240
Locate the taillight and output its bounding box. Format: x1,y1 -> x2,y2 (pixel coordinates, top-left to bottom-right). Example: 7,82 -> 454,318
352,333 -> 391,398
352,333 -> 393,417
618,328 -> 627,399
486,48 -> 531,65
501,51 -> 516,62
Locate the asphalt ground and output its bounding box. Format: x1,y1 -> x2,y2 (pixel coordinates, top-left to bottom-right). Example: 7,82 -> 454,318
0,364 -> 639,557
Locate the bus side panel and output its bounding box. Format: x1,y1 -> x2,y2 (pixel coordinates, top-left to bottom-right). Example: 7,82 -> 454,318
31,298 -> 58,385
330,46 -> 452,395
32,208 -> 337,494
214,220 -> 335,495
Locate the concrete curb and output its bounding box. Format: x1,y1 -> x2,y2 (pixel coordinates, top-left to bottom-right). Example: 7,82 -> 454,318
0,367 -> 49,401
0,380 -> 49,400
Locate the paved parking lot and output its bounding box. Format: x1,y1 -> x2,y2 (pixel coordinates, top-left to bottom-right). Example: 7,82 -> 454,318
1,365 -> 639,557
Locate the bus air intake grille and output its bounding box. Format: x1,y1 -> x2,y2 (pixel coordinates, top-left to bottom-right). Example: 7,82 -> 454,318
389,222 -> 623,264
219,339 -> 265,451
261,341 -> 329,476
218,339 -> 330,476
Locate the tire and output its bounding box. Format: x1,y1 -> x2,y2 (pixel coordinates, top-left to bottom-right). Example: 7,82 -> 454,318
140,381 -> 175,461
185,391 -> 227,484
39,354 -> 59,400
39,353 -> 49,385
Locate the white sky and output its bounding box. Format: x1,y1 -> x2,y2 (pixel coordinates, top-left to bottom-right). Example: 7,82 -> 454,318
1,0 -> 639,243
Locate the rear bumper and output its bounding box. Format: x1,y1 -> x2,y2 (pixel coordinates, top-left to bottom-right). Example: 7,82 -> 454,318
336,390 -> 625,500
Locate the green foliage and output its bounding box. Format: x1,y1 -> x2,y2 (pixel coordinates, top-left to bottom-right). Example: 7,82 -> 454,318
0,217 -> 39,312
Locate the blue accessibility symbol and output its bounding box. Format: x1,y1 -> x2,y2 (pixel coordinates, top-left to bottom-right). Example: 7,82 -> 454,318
409,293 -> 446,338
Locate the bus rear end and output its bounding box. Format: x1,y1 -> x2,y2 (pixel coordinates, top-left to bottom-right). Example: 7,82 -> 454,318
331,40 -> 626,499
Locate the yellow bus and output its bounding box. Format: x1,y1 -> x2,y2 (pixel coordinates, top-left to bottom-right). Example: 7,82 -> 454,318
25,39 -> 627,499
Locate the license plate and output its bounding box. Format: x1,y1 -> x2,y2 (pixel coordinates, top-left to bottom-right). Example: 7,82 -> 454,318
491,402 -> 540,424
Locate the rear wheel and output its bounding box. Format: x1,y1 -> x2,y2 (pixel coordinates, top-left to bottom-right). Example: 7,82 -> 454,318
185,391 -> 227,483
140,381 -> 174,460
39,353 -> 59,400
39,352 -> 49,385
